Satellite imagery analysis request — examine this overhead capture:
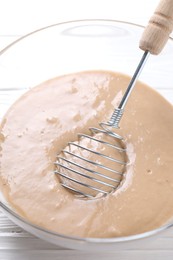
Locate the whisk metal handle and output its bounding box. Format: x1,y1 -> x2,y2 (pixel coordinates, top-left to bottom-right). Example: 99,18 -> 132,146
108,51 -> 149,128
109,0 -> 173,128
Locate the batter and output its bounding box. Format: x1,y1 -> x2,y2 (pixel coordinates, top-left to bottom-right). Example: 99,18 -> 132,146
0,70 -> 173,238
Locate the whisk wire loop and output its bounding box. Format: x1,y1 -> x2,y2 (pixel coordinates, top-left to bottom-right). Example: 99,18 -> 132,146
55,122 -> 127,197
55,157 -> 120,182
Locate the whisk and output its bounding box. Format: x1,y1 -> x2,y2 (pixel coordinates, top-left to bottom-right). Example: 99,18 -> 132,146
55,0 -> 173,198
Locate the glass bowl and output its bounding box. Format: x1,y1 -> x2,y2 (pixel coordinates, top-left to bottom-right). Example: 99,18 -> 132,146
0,20 -> 173,251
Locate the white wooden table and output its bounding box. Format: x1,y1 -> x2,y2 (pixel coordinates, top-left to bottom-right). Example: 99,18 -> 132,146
1,0 -> 173,259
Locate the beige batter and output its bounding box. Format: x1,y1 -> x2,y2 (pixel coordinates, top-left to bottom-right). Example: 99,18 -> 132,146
0,70 -> 173,238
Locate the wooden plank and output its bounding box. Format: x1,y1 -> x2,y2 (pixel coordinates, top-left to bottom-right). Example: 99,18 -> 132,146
1,249 -> 173,260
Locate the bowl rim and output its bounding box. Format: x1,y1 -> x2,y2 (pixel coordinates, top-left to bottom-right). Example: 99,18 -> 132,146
0,19 -> 173,244
0,19 -> 157,55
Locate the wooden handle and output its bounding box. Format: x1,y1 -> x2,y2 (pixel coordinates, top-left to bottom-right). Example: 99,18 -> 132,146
139,0 -> 173,55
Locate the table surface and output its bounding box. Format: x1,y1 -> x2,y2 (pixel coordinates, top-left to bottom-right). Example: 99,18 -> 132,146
1,0 -> 173,259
